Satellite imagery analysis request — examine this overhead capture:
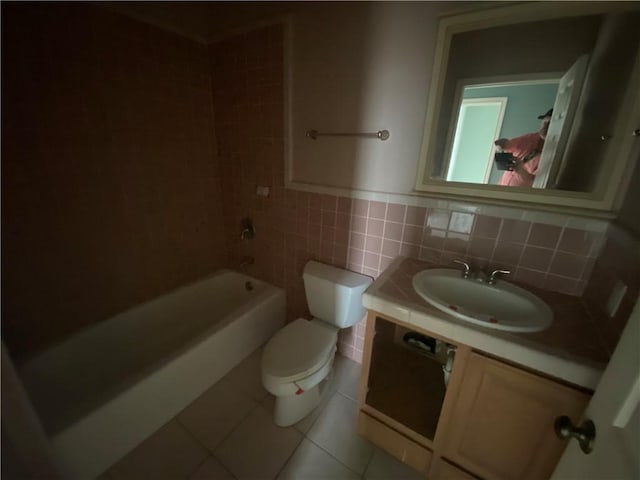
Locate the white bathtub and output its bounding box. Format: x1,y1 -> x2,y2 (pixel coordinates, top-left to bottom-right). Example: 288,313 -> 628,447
18,270 -> 285,480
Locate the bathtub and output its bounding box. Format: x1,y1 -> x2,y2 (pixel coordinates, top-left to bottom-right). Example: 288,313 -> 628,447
18,270 -> 285,480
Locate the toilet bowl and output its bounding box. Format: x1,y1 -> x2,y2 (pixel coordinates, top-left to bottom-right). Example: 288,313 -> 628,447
262,318 -> 337,426
261,261 -> 372,426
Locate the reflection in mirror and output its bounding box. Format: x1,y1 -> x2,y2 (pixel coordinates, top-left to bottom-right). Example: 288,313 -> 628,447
423,9 -> 640,195
444,79 -> 560,187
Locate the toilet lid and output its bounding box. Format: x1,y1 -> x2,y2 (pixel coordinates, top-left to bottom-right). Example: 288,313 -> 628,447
262,318 -> 337,383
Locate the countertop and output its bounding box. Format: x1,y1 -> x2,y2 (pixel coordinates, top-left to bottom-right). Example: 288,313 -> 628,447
362,257 -> 609,390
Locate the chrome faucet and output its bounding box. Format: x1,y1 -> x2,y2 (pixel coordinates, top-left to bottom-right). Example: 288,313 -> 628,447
452,260 -> 471,279
453,260 -> 510,285
488,269 -> 510,285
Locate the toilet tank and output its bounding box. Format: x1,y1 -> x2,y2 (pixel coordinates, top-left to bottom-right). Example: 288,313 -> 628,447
303,261 -> 373,328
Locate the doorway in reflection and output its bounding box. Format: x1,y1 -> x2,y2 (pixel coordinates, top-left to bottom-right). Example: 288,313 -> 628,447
447,97 -> 506,184
446,80 -> 559,186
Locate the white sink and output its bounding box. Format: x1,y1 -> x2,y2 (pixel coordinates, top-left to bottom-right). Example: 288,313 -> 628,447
412,269 -> 553,332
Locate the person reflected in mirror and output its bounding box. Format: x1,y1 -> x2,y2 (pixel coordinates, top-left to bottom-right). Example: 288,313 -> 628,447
494,109 -> 552,187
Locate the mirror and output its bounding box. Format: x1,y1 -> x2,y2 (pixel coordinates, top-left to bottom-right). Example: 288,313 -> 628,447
416,3 -> 640,211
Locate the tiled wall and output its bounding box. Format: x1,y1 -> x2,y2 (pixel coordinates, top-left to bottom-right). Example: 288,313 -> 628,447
209,24 -> 612,363
1,4 -> 226,360
583,225 -> 640,355
3,8 -> 635,365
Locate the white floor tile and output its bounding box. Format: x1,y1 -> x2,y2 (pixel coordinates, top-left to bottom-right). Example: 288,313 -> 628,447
109,420 -> 208,480
277,439 -> 360,480
364,448 -> 426,480
292,391 -> 332,435
178,378 -> 257,452
189,457 -> 236,480
306,393 -> 374,475
224,348 -> 269,402
333,355 -> 362,401
261,393 -> 276,412
214,406 -> 303,480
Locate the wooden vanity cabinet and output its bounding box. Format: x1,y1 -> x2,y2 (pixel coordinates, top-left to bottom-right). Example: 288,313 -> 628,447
357,312 -> 592,480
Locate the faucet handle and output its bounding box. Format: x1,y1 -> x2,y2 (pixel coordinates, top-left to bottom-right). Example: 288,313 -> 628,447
453,260 -> 471,279
240,217 -> 255,240
488,269 -> 510,285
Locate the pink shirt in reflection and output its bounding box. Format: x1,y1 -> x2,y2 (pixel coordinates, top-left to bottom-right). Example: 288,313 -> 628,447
498,133 -> 544,187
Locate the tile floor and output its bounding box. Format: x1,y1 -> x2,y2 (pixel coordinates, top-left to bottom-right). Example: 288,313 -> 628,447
99,350 -> 426,480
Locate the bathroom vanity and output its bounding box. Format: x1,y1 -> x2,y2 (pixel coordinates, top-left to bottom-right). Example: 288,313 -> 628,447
357,257 -> 608,480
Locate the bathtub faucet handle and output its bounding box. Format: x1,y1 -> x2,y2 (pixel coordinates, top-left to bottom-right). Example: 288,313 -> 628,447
240,217 -> 255,240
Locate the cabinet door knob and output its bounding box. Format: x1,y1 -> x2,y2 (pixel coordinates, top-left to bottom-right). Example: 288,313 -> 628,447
554,415 -> 596,454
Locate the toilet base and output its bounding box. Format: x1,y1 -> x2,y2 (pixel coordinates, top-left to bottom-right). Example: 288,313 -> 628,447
274,384 -> 321,426
273,367 -> 335,427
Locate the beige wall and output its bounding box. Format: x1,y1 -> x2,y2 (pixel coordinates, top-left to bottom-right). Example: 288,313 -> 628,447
1,4 -> 227,360
289,2 -> 451,193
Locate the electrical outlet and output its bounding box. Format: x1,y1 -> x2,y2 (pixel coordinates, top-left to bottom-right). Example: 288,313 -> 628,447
606,280 -> 628,318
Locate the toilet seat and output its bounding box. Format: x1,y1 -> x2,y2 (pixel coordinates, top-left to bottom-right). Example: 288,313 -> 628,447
262,318 -> 337,385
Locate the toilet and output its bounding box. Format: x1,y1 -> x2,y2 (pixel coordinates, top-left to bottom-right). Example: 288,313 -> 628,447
261,261 -> 372,426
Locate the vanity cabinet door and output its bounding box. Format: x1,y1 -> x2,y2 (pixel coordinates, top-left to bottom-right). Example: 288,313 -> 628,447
441,352 -> 590,480
362,315 -> 448,442
430,458 -> 479,480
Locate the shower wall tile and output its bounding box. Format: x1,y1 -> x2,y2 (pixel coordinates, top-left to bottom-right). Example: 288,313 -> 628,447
2,3 -> 226,360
